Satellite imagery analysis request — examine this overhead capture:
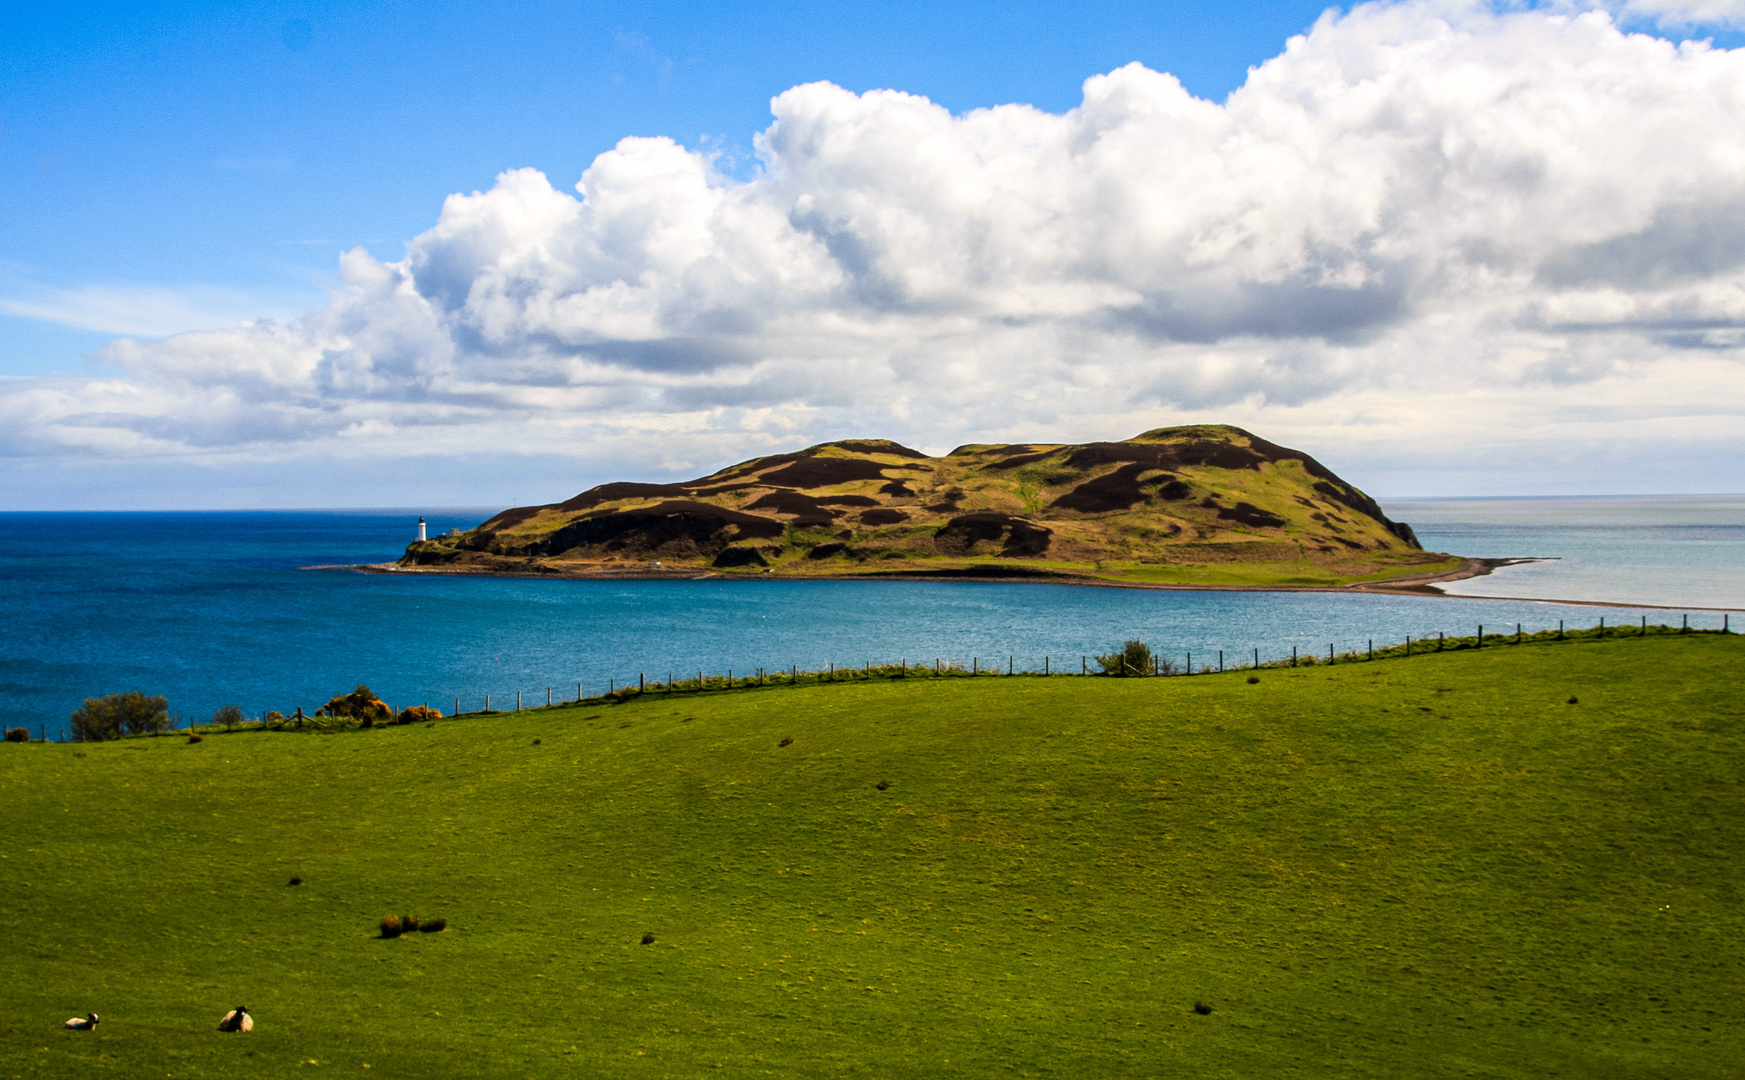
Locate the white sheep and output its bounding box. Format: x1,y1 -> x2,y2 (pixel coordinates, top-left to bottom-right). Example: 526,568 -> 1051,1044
218,1005 -> 253,1032
63,1013 -> 98,1030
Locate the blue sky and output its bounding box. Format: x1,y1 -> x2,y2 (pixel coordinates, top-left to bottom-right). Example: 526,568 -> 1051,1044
4,0 -> 1745,507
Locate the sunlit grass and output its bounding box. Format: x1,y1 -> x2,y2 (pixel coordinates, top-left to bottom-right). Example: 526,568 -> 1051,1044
2,632 -> 1741,1078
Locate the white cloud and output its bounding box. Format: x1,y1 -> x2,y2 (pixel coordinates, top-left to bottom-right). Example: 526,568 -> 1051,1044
4,0 -> 1745,494
0,283 -> 304,338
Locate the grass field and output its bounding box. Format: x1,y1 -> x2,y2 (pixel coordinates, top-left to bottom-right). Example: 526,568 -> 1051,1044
3,633 -> 1742,1078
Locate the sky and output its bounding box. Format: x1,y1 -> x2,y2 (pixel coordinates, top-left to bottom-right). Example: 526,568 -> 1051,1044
4,0 -> 1745,509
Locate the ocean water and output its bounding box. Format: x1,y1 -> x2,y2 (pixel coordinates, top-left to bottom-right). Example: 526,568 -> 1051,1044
1389,495 -> 1745,610
0,504 -> 1736,738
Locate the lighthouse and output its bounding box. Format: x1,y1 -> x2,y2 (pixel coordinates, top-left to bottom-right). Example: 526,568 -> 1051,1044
417,517 -> 427,542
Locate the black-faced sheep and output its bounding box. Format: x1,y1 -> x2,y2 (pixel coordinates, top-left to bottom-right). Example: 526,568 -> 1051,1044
218,1005 -> 253,1032
63,1013 -> 98,1030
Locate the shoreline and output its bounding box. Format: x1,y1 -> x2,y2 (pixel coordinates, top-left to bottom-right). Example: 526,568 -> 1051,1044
306,556 -> 1742,612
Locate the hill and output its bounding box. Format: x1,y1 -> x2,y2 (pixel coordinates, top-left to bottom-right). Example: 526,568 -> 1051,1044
398,425 -> 1463,587
2,632 -> 1742,1078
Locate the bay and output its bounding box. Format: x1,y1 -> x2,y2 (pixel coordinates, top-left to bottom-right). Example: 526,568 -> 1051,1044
0,504 -> 1736,738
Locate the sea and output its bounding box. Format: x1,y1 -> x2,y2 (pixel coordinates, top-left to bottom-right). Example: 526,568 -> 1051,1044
1,495 -> 1740,738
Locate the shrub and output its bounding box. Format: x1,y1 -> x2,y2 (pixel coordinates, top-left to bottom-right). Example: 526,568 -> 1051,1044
4,727 -> 28,743
380,915 -> 403,938
264,710 -> 286,725
187,733 -> 203,744
779,736 -> 793,747
401,914 -> 422,932
1247,676 -> 1260,685
70,691 -> 169,740
419,917 -> 447,933
1194,1001 -> 1213,1015
211,704 -> 246,728
398,705 -> 442,724
288,876 -> 302,886
317,685 -> 391,724
640,932 -> 656,945
1096,641 -> 1154,676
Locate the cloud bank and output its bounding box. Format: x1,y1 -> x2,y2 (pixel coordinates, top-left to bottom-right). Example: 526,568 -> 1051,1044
7,0 -> 1745,494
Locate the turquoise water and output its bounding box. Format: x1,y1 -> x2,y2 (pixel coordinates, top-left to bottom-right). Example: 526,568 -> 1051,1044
0,505 -> 1735,738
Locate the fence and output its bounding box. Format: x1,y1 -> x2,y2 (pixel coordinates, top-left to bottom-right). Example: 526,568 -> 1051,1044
133,611 -> 1732,738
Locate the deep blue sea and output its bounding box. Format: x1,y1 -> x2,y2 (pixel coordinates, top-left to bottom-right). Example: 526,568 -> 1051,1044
1,497 -> 1739,738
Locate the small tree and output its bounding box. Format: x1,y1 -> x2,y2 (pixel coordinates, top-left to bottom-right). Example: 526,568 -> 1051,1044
70,691 -> 169,740
1096,640 -> 1155,677
211,704 -> 246,729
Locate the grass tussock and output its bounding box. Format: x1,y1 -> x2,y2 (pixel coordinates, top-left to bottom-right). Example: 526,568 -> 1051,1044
379,915 -> 402,939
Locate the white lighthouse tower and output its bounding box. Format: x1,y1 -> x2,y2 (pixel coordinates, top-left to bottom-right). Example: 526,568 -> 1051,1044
417,516 -> 427,542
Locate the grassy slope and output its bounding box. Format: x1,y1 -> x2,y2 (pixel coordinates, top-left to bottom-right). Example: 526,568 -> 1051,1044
3,635 -> 1742,1079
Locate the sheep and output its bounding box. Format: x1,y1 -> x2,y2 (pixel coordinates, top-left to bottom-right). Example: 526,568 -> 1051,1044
63,1013 -> 98,1031
218,1005 -> 253,1032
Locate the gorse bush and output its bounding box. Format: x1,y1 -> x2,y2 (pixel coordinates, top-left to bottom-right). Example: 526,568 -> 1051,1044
419,918 -> 447,933
318,685 -> 391,724
4,727 -> 28,743
1096,641 -> 1155,677
397,705 -> 443,724
70,691 -> 169,741
380,915 -> 403,938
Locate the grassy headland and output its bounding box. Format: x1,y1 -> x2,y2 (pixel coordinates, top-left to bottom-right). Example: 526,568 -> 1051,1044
3,632 -> 1741,1078
397,425 -> 1463,588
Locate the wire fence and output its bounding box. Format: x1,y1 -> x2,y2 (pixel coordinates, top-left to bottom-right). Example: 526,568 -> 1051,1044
94,611 -> 1727,740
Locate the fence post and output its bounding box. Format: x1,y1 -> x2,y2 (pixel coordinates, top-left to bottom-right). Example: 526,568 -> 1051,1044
1516,623 -> 1522,643
1082,656 -> 1086,675
455,698 -> 459,716
1044,657 -> 1049,675
1292,646 -> 1297,667
1009,656 -> 1013,675
486,694 -> 491,711
1641,615 -> 1647,635
1437,632 -> 1443,651
1559,620 -> 1565,639
1368,639 -> 1373,660
1599,617 -> 1605,637
1253,648 -> 1259,669
547,688 -> 552,706
973,658 -> 978,675
1683,614 -> 1688,633
1186,651 -> 1191,674
1219,650 -> 1223,672
1328,643 -> 1333,664
1407,635 -> 1411,655
517,691 -> 522,712
1477,625 -> 1482,648
640,674 -> 645,692
577,682 -> 582,701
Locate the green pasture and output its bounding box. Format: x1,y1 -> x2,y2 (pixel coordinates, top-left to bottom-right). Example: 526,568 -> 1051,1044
2,632 -> 1742,1078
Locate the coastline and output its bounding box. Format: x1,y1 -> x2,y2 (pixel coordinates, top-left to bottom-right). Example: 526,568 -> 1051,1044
309,555 -> 1740,611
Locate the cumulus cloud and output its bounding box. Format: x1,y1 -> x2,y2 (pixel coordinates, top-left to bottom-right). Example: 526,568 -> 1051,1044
6,0 -> 1745,489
